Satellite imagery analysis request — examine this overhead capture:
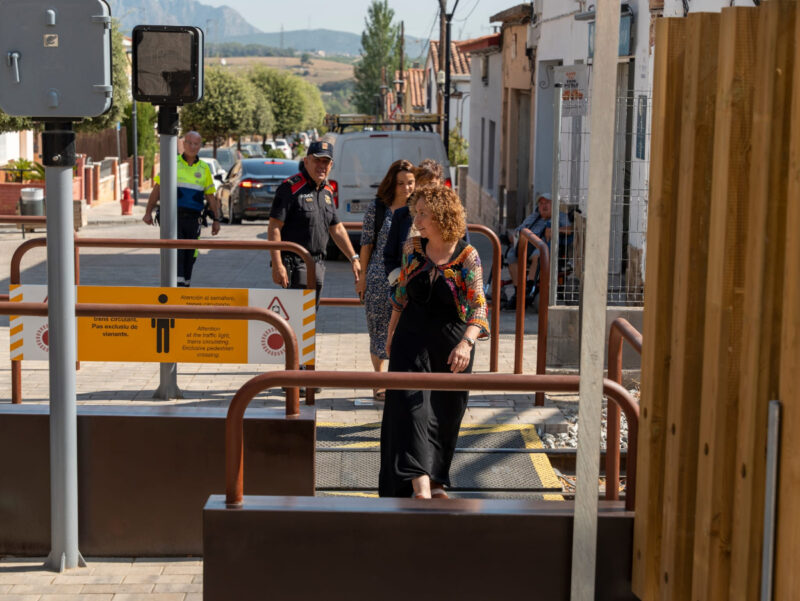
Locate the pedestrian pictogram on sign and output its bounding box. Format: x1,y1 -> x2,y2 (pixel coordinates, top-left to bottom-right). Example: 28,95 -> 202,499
268,296 -> 289,320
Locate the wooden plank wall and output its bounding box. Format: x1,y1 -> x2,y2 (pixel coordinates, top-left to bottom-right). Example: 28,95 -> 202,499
634,2 -> 798,599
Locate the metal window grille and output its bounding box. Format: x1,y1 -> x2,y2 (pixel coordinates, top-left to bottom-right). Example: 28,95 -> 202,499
553,90 -> 651,307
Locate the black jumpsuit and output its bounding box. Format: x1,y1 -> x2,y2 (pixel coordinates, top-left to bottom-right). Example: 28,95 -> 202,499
378,239 -> 475,498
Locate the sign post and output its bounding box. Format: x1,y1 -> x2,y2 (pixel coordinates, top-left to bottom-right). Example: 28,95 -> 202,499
0,0 -> 113,571
132,25 -> 204,399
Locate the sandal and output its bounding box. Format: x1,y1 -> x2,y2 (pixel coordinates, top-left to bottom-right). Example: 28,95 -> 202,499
431,488 -> 449,499
373,389 -> 386,402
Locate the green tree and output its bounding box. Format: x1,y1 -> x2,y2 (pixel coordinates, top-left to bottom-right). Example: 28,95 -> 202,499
300,52 -> 312,65
179,68 -> 256,151
76,20 -> 129,133
249,67 -> 304,136
122,101 -> 158,177
352,0 -> 399,114
250,88 -> 275,142
299,80 -> 326,131
448,121 -> 468,166
0,112 -> 32,135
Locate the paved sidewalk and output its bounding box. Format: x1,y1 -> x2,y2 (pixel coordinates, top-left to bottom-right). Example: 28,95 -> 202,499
0,217 -> 573,599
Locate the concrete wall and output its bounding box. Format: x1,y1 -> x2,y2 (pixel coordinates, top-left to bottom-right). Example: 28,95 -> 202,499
662,0 -> 756,15
467,50 -> 502,204
547,306 -> 644,370
463,174 -> 500,231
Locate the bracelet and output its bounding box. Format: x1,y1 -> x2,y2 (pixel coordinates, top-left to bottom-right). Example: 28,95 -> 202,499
462,336 -> 476,348
350,254 -> 360,262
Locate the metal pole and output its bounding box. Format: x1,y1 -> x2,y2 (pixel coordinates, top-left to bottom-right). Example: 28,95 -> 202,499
153,106 -> 182,399
761,400 -> 781,601
443,6 -> 454,156
132,99 -> 139,205
42,122 -> 85,572
550,83 -> 563,306
570,0 -> 619,598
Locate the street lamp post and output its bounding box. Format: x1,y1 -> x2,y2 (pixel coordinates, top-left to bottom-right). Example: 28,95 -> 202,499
125,48 -> 140,205
443,0 -> 460,156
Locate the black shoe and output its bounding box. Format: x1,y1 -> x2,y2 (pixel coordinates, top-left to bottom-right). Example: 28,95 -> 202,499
502,295 -> 517,310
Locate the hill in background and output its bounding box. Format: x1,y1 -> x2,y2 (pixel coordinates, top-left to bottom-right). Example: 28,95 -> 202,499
108,0 -> 260,39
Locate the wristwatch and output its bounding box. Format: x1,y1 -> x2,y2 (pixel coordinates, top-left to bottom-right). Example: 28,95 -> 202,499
462,336 -> 476,348
349,254 -> 360,262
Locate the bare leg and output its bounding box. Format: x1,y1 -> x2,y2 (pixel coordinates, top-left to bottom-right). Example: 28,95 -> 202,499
412,474 -> 431,498
370,354 -> 385,399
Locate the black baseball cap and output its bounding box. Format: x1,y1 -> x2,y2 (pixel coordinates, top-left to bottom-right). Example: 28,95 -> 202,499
307,140 -> 333,159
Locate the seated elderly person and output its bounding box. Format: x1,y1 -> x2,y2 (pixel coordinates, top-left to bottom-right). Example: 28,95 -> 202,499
504,192 -> 572,309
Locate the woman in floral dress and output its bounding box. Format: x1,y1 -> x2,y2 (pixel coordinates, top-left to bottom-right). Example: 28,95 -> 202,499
356,159 -> 416,401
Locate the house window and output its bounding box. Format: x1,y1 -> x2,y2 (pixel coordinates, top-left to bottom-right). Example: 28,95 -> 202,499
481,55 -> 489,86
512,34 -> 517,59
488,120 -> 496,192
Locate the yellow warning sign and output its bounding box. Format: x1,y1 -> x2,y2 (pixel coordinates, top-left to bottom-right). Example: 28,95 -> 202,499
10,285 -> 316,365
76,287 -> 249,363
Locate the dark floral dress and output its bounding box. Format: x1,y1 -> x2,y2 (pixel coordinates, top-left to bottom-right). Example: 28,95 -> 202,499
362,200 -> 394,359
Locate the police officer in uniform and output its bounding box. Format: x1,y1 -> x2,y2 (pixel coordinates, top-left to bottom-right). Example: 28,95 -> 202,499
143,131 -> 221,287
268,140 -> 360,302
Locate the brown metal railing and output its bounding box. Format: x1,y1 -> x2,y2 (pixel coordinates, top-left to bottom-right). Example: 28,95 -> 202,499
1,300 -> 300,409
8,237 -> 315,404
605,317 -> 642,506
0,216 -> 47,225
224,370 -> 640,509
514,229 -> 550,406
337,222 -> 502,373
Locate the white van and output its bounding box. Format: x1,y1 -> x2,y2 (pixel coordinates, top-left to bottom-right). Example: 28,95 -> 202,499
322,130 -> 451,247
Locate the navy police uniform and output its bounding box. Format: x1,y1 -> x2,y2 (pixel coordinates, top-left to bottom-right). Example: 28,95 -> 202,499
269,160 -> 339,300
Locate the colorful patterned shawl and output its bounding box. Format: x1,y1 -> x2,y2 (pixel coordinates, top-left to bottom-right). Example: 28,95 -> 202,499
391,236 -> 490,339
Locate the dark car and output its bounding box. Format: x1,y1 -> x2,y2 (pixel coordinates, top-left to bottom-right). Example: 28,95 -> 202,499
217,158 -> 300,223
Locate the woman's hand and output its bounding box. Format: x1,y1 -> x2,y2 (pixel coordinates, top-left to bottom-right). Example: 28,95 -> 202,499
447,340 -> 472,373
385,328 -> 395,358
355,277 -> 366,302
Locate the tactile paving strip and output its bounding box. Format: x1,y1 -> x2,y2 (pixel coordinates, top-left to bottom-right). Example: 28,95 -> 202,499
316,423 -> 562,493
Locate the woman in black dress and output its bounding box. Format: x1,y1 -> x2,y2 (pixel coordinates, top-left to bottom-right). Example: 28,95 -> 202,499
379,184 -> 489,499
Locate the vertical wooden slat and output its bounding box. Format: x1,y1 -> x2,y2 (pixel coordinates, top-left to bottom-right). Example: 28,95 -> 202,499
691,7 -> 758,601
774,1 -> 800,597
631,17 -> 686,600
729,2 -> 796,599
658,12 -> 719,601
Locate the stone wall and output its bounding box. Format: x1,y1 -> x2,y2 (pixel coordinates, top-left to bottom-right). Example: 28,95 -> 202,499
463,174 -> 500,231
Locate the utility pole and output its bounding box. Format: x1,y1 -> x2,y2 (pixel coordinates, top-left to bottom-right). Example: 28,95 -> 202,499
438,0 -> 446,136
398,21 -> 405,112
441,0 -> 460,156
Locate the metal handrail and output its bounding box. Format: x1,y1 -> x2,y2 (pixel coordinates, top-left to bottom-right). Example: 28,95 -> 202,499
8,237 -> 316,404
0,301 -> 300,410
338,221 -> 502,373
0,216 -> 47,225
515,229 -> 550,406
224,370 -> 639,507
606,317 -> 642,507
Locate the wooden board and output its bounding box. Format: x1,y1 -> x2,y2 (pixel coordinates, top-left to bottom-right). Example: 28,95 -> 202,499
658,12 -> 720,601
729,2 -> 796,599
690,8 -> 758,601
631,17 -> 686,600
774,2 -> 800,598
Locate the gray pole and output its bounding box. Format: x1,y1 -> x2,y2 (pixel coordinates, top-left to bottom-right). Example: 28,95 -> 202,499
570,0 -> 619,598
443,2 -> 459,156
42,122 -> 85,572
549,83 -> 563,306
132,99 -> 139,205
153,106 -> 182,399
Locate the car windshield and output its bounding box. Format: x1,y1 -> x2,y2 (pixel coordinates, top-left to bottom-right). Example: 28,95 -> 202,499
242,159 -> 299,177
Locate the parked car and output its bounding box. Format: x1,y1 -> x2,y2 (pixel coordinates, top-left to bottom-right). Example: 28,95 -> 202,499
198,146 -> 240,173
321,130 -> 451,253
217,158 -> 299,224
273,138 -> 293,159
199,157 -> 226,183
240,142 -> 265,158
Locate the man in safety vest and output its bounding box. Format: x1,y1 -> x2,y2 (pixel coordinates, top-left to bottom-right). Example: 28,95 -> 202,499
142,131 -> 221,287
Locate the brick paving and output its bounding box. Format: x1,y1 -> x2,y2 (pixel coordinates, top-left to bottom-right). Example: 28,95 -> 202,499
0,200 -> 576,598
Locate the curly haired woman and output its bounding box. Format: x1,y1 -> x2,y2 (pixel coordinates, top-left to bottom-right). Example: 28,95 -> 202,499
379,183 -> 489,499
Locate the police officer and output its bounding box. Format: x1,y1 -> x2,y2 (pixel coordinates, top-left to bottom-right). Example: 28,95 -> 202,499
268,141 -> 360,302
142,131 -> 221,287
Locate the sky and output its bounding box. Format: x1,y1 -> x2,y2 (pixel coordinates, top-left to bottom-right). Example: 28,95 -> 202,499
200,0 -> 514,42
